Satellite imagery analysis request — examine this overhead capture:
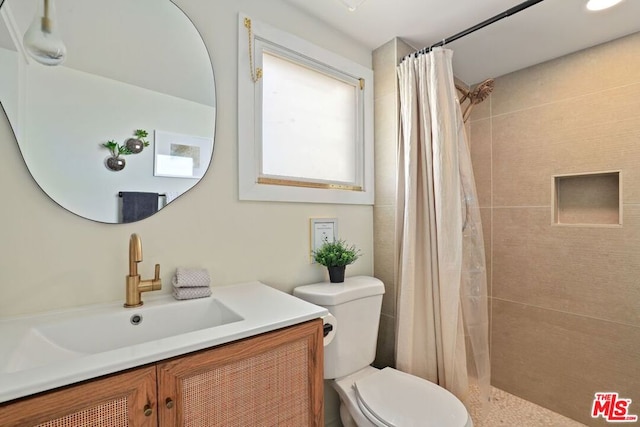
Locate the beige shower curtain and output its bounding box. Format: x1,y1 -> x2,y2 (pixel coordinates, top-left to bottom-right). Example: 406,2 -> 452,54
395,48 -> 491,409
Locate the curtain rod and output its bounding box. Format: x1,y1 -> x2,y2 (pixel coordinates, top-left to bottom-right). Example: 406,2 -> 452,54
407,0 -> 545,59
118,192 -> 166,198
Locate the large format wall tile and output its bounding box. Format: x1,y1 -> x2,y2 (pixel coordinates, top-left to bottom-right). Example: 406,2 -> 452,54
396,38 -> 415,60
374,205 -> 396,317
374,312 -> 396,369
373,39 -> 404,366
467,31 -> 640,426
374,93 -> 398,207
491,32 -> 640,116
373,39 -> 398,100
492,82 -> 640,207
479,207 -> 492,297
491,299 -> 640,427
492,206 -> 640,327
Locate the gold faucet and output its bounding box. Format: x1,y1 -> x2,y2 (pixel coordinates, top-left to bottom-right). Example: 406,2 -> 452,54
124,233 -> 161,307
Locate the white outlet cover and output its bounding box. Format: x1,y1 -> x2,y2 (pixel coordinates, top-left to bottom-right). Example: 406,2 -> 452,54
310,218 -> 338,262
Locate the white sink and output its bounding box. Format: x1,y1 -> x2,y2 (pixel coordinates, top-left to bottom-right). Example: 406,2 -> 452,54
0,281 -> 328,403
2,297 -> 242,374
36,297 -> 242,354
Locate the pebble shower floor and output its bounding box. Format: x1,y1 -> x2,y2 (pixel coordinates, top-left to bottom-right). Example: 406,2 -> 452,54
468,386 -> 587,426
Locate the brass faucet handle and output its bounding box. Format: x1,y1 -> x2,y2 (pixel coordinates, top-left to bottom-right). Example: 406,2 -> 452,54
151,264 -> 162,291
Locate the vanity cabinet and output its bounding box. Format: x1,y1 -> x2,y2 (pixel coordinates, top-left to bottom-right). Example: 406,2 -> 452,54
158,318 -> 324,426
0,319 -> 323,427
0,365 -> 157,427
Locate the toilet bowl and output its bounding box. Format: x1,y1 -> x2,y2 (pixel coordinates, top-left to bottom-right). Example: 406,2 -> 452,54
334,366 -> 472,427
293,276 -> 472,427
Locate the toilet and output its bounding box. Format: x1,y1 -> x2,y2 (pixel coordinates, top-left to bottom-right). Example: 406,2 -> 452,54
294,276 -> 473,427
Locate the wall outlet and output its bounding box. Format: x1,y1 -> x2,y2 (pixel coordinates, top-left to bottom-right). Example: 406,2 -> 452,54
310,218 -> 338,263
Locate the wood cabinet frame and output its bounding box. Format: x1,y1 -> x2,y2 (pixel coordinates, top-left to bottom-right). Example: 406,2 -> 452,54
0,320 -> 323,427
158,319 -> 323,426
0,366 -> 157,427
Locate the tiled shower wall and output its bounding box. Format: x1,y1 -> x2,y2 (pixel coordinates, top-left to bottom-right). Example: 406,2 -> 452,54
470,32 -> 640,426
373,32 -> 640,427
372,38 -> 414,369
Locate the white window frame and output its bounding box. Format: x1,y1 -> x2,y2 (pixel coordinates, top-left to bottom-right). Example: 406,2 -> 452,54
238,13 -> 374,204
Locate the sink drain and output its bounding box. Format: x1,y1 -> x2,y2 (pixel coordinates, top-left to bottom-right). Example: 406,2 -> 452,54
130,314 -> 143,325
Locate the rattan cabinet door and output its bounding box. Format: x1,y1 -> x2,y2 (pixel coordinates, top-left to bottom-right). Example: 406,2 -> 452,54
157,319 -> 324,427
0,365 -> 157,427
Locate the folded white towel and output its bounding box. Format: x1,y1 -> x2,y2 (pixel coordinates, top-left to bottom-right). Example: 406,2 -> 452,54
165,191 -> 180,205
172,267 -> 211,288
172,285 -> 212,300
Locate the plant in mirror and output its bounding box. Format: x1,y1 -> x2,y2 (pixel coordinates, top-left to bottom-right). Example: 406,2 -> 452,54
125,129 -> 150,154
0,0 -> 216,223
102,140 -> 130,172
101,129 -> 151,172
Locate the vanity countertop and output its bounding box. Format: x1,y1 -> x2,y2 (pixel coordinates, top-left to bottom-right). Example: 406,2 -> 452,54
0,281 -> 327,403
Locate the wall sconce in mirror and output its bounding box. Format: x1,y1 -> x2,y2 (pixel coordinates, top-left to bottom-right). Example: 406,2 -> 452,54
23,0 -> 66,65
336,0 -> 367,12
102,129 -> 150,171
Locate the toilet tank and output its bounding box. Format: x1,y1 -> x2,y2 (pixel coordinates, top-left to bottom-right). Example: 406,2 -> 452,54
293,276 -> 384,379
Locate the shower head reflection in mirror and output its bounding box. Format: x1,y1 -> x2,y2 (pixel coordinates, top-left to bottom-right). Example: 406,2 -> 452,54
0,0 -> 216,223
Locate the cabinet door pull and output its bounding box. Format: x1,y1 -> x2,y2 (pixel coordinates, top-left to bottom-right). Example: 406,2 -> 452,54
165,398 -> 174,409
144,404 -> 153,416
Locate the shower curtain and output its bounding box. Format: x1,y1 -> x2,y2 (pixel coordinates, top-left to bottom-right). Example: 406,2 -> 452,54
395,48 -> 491,410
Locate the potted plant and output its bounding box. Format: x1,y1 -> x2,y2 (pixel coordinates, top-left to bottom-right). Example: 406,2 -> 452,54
102,140 -> 132,171
101,129 -> 150,171
125,129 -> 150,154
312,239 -> 361,283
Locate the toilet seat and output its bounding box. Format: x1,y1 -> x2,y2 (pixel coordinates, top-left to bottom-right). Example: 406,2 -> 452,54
353,367 -> 471,427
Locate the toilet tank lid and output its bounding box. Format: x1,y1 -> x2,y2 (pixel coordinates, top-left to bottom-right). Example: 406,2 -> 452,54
293,276 -> 384,306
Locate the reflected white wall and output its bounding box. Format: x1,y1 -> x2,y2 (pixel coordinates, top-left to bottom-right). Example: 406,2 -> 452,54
22,64 -> 214,223
0,48 -> 18,130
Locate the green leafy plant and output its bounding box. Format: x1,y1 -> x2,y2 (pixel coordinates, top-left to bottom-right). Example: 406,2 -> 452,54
102,140 -> 132,157
101,129 -> 150,157
312,239 -> 361,267
134,129 -> 150,147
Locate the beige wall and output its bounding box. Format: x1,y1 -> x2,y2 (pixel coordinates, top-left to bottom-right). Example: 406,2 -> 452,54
0,2 -> 373,425
470,32 -> 640,426
0,0 -> 374,315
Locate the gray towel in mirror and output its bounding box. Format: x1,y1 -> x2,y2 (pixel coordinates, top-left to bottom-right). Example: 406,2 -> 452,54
120,192 -> 159,223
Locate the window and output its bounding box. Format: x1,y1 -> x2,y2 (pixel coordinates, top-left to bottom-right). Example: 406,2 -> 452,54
238,14 -> 374,204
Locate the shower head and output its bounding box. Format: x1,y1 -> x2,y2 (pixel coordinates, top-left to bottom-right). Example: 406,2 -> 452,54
456,78 -> 495,122
469,78 -> 494,104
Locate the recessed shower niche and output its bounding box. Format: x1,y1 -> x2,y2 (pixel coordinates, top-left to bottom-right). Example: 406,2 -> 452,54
552,171 -> 621,226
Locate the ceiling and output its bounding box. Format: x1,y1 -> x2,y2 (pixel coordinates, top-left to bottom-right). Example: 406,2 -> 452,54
2,1 -> 639,92
284,0 -> 640,84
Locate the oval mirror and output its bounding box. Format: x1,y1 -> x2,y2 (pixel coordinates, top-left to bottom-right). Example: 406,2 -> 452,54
0,0 -> 215,223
